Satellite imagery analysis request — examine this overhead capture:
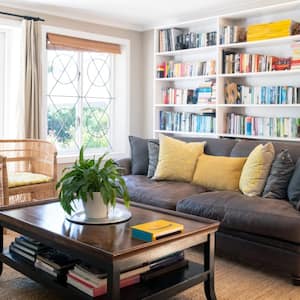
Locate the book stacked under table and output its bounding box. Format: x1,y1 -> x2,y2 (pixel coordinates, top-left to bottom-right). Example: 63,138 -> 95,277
9,235 -> 188,298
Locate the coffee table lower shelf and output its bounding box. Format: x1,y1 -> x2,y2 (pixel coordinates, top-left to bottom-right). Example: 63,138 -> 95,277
0,250 -> 208,300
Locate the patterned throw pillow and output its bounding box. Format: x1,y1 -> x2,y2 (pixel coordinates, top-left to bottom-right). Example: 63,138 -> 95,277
147,141 -> 159,178
239,143 -> 275,196
263,149 -> 295,199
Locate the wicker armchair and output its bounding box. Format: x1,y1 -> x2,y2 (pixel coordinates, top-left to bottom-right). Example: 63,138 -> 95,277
0,139 -> 57,206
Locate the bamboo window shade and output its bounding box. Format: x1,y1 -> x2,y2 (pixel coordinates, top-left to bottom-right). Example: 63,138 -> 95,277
46,33 -> 121,54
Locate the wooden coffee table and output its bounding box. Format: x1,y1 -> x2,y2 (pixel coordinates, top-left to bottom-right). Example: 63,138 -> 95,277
0,199 -> 219,300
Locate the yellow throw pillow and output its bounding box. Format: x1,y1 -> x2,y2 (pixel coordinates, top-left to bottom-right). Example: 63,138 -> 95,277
153,135 -> 205,182
192,154 -> 247,191
239,143 -> 275,196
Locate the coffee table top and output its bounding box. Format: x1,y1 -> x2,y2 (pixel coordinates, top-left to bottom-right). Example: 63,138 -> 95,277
0,199 -> 219,263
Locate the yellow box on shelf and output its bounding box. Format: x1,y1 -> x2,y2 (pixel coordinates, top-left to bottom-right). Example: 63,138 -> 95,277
131,220 -> 184,242
247,19 -> 294,41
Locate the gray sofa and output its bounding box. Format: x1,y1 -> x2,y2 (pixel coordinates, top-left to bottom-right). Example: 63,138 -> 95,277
118,137 -> 300,284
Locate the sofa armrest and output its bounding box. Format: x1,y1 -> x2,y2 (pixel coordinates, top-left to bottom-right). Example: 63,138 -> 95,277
116,158 -> 132,176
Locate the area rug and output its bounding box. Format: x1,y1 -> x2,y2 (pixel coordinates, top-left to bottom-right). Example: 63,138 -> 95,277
1,234 -> 300,300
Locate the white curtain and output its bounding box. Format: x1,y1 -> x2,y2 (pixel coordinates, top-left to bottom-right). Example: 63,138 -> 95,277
23,19 -> 42,139
0,22 -> 22,138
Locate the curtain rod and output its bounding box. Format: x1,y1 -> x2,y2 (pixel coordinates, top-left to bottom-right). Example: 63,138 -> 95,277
0,11 -> 44,21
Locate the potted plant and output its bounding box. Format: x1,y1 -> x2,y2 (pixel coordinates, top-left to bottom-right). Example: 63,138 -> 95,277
56,147 -> 130,219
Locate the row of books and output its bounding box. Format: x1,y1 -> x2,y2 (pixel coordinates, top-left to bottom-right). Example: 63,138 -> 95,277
156,60 -> 216,78
161,82 -> 216,105
226,113 -> 300,138
291,41 -> 300,70
67,252 -> 186,297
223,51 -> 291,74
158,28 -> 217,52
9,235 -> 188,298
220,25 -> 246,44
159,110 -> 216,133
224,82 -> 300,105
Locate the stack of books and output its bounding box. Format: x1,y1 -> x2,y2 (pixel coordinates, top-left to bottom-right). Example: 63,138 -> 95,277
220,25 -> 246,44
159,110 -> 216,133
67,263 -> 145,297
291,41 -> 300,70
35,248 -> 78,279
9,236 -> 48,263
226,113 -> 300,138
67,252 -> 187,297
157,60 -> 216,78
247,19 -> 298,41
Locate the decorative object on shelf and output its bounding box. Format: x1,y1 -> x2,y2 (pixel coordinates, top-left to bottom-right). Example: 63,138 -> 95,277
56,147 -> 130,220
224,81 -> 240,104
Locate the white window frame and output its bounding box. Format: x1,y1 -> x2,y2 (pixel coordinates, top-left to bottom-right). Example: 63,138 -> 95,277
41,25 -> 130,164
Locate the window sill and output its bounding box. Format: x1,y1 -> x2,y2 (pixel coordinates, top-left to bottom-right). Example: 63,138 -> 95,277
57,152 -> 128,165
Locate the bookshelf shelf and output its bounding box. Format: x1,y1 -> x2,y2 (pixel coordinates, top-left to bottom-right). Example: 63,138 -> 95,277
218,34 -> 300,49
219,133 -> 300,142
155,75 -> 216,81
218,104 -> 300,108
156,45 -> 217,56
153,1 -> 300,141
155,130 -> 217,137
219,70 -> 300,78
155,104 -> 216,108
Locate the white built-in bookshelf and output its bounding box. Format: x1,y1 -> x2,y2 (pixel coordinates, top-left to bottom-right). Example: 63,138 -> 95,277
153,1 -> 300,142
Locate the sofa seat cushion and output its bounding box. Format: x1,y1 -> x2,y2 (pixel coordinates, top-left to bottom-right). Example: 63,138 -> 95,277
176,191 -> 300,244
8,172 -> 52,188
123,175 -> 207,210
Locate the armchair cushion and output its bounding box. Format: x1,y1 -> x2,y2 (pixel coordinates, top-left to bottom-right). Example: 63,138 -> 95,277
8,172 -> 52,188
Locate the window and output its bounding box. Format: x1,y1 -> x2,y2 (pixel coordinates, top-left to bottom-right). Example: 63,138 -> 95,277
47,50 -> 114,155
44,30 -> 129,160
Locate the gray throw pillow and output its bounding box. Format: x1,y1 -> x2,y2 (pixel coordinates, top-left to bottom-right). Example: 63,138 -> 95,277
147,141 -> 159,178
288,158 -> 300,210
129,136 -> 149,175
263,149 -> 295,200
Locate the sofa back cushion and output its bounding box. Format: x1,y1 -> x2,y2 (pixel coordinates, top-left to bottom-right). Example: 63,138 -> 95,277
239,143 -> 275,196
263,149 -> 295,200
231,140 -> 300,163
192,154 -> 247,191
129,136 -> 156,175
153,135 -> 205,182
288,158 -> 300,210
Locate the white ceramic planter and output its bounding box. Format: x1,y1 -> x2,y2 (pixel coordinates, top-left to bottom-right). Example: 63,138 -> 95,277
82,192 -> 108,219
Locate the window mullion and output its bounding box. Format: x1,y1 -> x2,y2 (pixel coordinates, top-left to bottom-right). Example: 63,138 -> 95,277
77,52 -> 84,148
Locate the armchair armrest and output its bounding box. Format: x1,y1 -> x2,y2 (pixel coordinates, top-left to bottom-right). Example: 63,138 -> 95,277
0,155 -> 9,206
116,158 -> 132,176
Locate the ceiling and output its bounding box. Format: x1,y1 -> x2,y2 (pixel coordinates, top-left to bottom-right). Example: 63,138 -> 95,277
0,0 -> 296,31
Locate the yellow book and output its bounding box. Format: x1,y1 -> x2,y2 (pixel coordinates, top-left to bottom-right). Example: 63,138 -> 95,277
131,220 -> 184,242
247,19 -> 293,41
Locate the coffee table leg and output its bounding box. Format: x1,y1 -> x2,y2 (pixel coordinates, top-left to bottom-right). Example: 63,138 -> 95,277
107,263 -> 120,300
204,233 -> 217,300
0,226 -> 3,276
